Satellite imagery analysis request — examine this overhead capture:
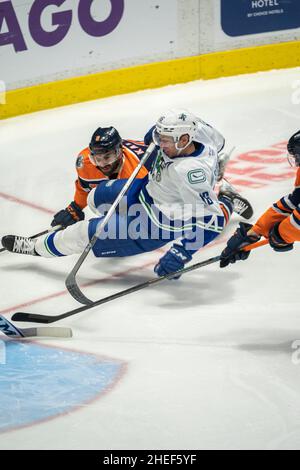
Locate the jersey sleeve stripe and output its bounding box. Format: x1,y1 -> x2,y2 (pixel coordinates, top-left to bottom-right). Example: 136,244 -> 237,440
283,195 -> 296,210
291,212 -> 300,228
219,200 -> 232,224
273,203 -> 292,215
78,176 -> 107,190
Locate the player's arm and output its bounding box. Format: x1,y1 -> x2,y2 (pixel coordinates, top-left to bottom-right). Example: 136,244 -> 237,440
220,202 -> 298,268
267,146 -> 300,246
250,168 -> 300,240
219,200 -> 293,268
251,196 -> 295,239
74,177 -> 89,209
143,126 -> 155,146
220,137 -> 300,266
51,154 -> 85,228
264,174 -> 300,249
261,206 -> 299,253
220,177 -> 299,266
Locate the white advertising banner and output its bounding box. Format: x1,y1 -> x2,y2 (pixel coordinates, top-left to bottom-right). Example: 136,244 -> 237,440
0,0 -> 177,90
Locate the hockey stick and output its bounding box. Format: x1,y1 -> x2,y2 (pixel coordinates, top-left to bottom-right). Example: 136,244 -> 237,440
11,239 -> 268,324
0,225 -> 61,254
0,314 -> 72,338
65,142 -> 157,306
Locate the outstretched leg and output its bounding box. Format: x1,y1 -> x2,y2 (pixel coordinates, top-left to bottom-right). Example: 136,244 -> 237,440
2,221 -> 90,257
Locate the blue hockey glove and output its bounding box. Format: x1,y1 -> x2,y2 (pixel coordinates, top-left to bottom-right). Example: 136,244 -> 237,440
154,244 -> 193,279
269,222 -> 294,252
51,201 -> 85,228
220,223 -> 259,268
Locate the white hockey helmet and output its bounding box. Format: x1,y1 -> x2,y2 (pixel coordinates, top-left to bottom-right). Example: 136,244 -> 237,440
153,109 -> 198,150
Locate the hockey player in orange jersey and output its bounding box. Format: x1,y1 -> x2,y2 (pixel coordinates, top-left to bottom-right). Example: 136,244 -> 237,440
51,126 -> 152,228
220,131 -> 300,267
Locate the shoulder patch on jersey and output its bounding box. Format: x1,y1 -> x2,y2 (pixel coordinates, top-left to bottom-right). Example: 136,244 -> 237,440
76,155 -> 84,168
187,169 -> 206,184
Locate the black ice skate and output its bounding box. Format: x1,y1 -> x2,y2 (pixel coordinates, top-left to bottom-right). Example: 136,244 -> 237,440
2,235 -> 39,256
219,180 -> 254,220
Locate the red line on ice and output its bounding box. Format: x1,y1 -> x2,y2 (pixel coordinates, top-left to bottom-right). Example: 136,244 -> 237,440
0,259 -> 158,315
0,240 -> 226,316
0,191 -> 54,214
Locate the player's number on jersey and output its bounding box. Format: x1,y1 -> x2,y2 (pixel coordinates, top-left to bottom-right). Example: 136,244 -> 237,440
200,191 -> 213,205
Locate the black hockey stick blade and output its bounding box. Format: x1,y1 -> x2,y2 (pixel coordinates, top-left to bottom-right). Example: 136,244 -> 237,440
12,255 -> 221,324
11,313 -> 62,324
65,251 -> 94,306
65,274 -> 94,306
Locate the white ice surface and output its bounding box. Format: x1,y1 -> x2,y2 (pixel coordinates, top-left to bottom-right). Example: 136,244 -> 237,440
0,67 -> 299,450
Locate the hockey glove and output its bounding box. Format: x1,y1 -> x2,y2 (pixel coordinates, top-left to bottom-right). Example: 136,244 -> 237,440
220,222 -> 260,268
269,222 -> 294,252
154,244 -> 192,280
51,201 -> 85,228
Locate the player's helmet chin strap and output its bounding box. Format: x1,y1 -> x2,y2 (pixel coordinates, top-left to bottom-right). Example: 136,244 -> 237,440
152,128 -> 193,155
174,137 -> 193,155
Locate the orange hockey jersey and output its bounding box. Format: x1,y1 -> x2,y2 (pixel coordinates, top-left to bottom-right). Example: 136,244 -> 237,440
253,167 -> 300,243
74,140 -> 151,209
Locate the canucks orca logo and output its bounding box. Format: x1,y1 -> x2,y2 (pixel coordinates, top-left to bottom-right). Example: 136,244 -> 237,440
0,342 -> 125,433
187,169 -> 207,184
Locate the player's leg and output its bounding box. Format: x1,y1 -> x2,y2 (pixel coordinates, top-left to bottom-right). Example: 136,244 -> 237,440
88,178 -> 146,215
2,221 -> 90,257
2,208 -> 170,258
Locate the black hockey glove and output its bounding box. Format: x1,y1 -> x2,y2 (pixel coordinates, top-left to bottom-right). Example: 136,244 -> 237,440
154,244 -> 192,279
269,222 -> 294,252
220,223 -> 260,268
51,201 -> 85,228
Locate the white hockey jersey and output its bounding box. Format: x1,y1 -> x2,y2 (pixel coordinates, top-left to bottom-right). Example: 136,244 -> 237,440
139,121 -> 225,235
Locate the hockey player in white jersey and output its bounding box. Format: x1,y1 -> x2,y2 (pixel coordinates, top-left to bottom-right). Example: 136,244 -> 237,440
2,109 -> 253,279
